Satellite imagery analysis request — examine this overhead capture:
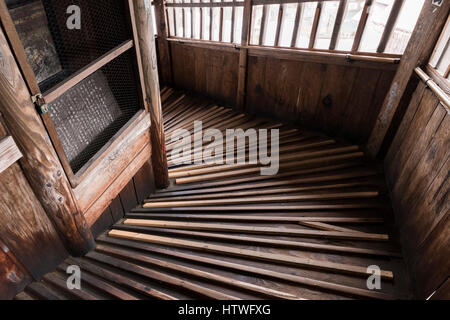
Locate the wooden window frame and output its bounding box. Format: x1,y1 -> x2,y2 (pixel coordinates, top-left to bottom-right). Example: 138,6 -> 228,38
0,0 -> 149,188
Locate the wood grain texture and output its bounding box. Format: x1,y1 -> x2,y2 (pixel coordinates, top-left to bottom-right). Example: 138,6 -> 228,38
0,136 -> 22,174
385,83 -> 449,298
0,245 -> 31,300
74,112 -> 150,213
84,143 -> 152,227
133,0 -> 169,188
0,26 -> 94,256
367,0 -> 450,156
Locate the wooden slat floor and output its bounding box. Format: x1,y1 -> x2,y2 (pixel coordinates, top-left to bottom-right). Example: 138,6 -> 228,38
15,88 -> 411,300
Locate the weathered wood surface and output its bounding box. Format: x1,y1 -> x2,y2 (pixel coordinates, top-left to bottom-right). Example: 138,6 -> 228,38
83,142 -> 152,227
0,118 -> 66,291
367,0 -> 450,156
133,0 -> 169,188
0,136 -> 22,174
16,88 -> 410,300
0,241 -> 31,300
0,26 -> 94,256
385,82 -> 449,298
154,0 -> 173,84
74,112 -> 150,215
163,41 -> 396,143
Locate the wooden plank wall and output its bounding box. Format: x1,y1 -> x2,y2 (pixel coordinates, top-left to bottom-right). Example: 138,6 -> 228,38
159,41 -> 396,144
91,160 -> 155,238
245,56 -> 396,143
384,81 -> 449,299
0,117 -> 67,299
167,42 -> 239,106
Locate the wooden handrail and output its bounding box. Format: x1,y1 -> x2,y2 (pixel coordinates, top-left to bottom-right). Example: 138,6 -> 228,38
415,67 -> 450,113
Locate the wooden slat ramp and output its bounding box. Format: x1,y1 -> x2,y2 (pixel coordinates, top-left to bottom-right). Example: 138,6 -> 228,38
16,88 -> 410,300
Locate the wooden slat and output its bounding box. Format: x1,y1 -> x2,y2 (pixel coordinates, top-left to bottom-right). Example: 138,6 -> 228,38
95,244 -> 300,299
123,219 -> 388,241
329,0 -> 347,50
290,3 -> 303,47
99,235 -> 398,299
117,224 -> 400,257
259,5 -> 267,45
308,2 -> 321,49
274,4 -> 284,46
57,262 -> 139,300
351,0 -> 371,52
143,191 -> 379,208
86,251 -> 241,299
0,136 -> 22,174
66,257 -> 178,300
109,230 -> 394,279
126,213 -> 384,224
376,0 -> 403,53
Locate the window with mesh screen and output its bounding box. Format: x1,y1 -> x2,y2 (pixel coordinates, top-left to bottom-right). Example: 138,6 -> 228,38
6,0 -> 144,174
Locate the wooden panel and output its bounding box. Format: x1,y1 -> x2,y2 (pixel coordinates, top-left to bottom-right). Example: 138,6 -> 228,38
0,136 -> 22,174
170,43 -> 239,106
0,162 -> 67,280
385,83 -> 450,298
245,56 -> 395,143
73,112 -> 150,213
119,180 -> 139,214
133,160 -> 155,203
84,143 -> 152,227
91,207 -> 114,239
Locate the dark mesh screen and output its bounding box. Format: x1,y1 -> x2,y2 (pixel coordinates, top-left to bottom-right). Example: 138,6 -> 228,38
8,0 -> 144,173
48,51 -> 142,173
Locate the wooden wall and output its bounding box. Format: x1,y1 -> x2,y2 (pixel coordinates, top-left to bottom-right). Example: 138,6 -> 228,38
0,117 -> 66,299
159,41 -> 397,144
168,42 -> 239,106
384,80 -> 449,298
245,55 -> 396,143
90,160 -> 155,238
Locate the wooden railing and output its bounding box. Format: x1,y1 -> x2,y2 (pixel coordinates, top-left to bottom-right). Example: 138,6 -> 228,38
161,0 -> 413,56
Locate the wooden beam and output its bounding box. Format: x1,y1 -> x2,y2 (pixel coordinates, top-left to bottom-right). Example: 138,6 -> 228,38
308,2 -> 321,49
236,0 -> 252,111
351,0 -> 371,52
0,136 -> 22,174
0,26 -> 94,256
274,4 -> 284,46
154,0 -> 173,84
366,0 -> 450,157
377,0 -> 404,53
290,3 -> 303,47
259,5 -> 267,45
133,0 -> 169,188
329,0 -> 347,50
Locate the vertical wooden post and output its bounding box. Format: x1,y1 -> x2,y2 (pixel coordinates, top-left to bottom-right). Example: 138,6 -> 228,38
329,0 -> 347,50
366,0 -> 450,157
154,0 -> 173,85
236,0 -> 252,111
0,26 -> 94,256
133,0 -> 169,189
